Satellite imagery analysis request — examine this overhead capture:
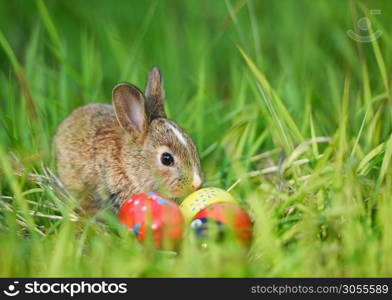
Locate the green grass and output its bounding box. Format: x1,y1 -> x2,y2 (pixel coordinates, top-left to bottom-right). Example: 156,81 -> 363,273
0,0 -> 391,277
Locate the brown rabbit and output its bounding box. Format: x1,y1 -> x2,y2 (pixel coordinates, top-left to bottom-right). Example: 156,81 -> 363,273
54,67 -> 203,212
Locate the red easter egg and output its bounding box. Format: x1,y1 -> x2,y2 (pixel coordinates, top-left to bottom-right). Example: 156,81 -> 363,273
118,192 -> 184,249
192,202 -> 252,246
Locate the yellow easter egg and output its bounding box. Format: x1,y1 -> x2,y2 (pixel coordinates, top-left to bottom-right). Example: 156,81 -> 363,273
180,187 -> 237,222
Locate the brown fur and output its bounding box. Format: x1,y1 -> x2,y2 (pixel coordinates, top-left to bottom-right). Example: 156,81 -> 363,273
53,67 -> 203,212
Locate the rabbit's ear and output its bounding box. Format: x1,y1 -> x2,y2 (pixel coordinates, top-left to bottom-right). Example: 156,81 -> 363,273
145,66 -> 166,120
112,83 -> 147,140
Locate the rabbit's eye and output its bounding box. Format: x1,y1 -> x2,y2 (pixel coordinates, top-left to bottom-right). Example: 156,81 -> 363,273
161,152 -> 174,166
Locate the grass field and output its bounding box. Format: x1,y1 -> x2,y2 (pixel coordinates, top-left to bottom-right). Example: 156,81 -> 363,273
0,0 -> 391,277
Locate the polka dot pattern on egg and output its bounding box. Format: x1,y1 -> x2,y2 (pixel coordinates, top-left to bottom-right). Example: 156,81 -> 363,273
179,187 -> 237,222
118,192 -> 184,249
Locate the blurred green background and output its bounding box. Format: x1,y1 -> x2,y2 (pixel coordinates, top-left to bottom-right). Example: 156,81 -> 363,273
0,0 -> 391,277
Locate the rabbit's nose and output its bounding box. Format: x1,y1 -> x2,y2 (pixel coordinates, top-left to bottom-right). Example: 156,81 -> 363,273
192,174 -> 202,190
